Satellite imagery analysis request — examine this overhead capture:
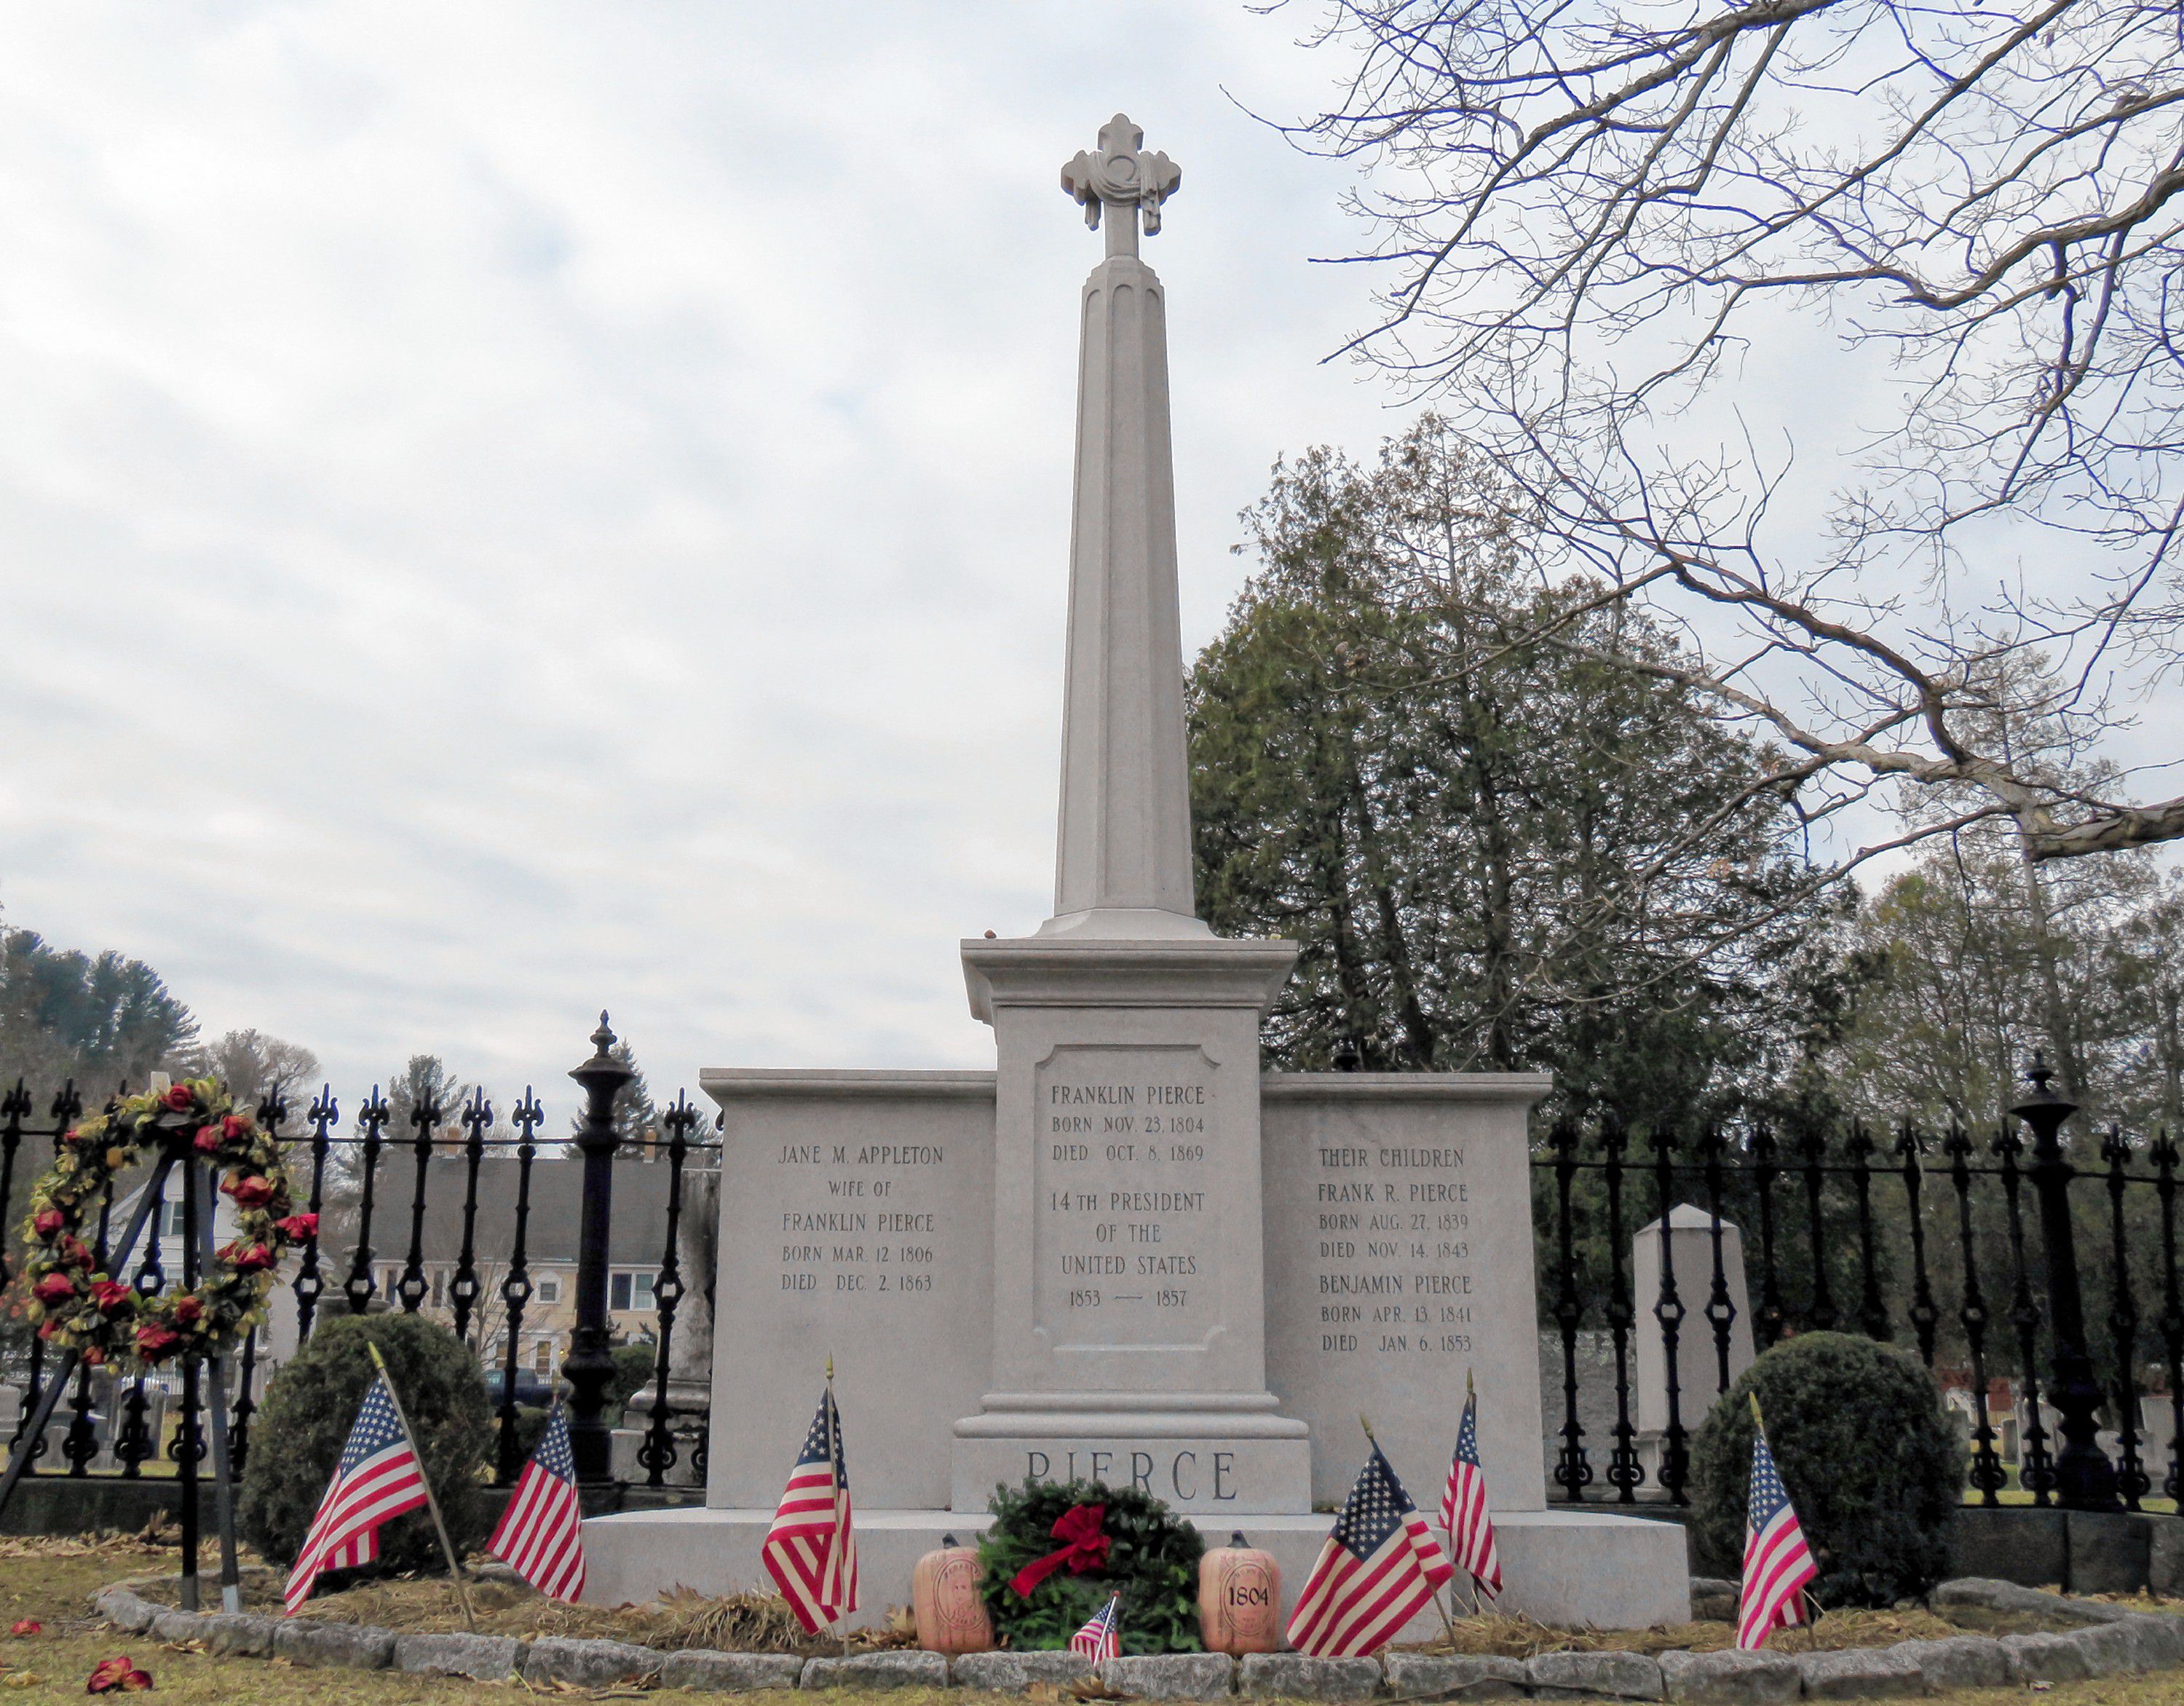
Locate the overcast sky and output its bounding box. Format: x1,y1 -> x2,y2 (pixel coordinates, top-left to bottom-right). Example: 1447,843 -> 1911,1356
0,3 -> 1423,1119
2,4 -> 2169,1124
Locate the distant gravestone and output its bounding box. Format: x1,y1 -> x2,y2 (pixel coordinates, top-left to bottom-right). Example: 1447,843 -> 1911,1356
1634,1204 -> 1755,1441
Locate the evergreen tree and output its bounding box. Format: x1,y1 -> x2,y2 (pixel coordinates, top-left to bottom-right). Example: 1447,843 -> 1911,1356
1190,418 -> 1848,1126
0,919 -> 200,1093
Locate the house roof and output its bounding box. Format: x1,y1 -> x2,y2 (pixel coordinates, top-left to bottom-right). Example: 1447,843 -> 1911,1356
402,1154 -> 686,1266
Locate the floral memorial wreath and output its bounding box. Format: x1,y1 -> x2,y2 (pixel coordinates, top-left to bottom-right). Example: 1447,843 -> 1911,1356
20,1078 -> 314,1370
977,1478 -> 1206,1653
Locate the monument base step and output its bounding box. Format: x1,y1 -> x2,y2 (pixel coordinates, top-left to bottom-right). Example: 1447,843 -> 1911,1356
579,1506 -> 1690,1631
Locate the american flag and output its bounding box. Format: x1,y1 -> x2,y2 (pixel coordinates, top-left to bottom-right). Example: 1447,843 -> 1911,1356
486,1404 -> 586,1602
1438,1386 -> 1502,1598
761,1386 -> 858,1634
1736,1424 -> 1818,1651
1070,1592 -> 1123,1662
1286,1442 -> 1455,1656
283,1372 -> 429,1614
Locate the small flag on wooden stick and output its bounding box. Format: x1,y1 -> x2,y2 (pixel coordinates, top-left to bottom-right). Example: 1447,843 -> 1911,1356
1736,1395 -> 1819,1651
761,1378 -> 859,1635
1286,1420 -> 1453,1657
1070,1592 -> 1123,1662
487,1403 -> 587,1602
1439,1370 -> 1502,1601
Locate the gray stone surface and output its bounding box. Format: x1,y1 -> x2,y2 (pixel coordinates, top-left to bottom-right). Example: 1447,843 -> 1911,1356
800,1651 -> 950,1691
1655,1649 -> 1800,1705
149,1611 -> 205,1645
1895,1636 -> 2012,1691
1527,1649 -> 1664,1700
2119,1611 -> 2184,1666
1633,1209 -> 1753,1437
1792,1646 -> 1923,1699
1998,1631 -> 2091,1684
2070,1619 -> 2157,1676
1945,1509 -> 2067,1589
95,1589 -> 158,1634
2067,1510 -> 2150,1595
1382,1654 -> 1524,1699
1101,1652 -> 1239,1700
392,1631 -> 523,1681
1934,1576 -> 2129,1622
2153,1515 -> 2184,1598
657,1650 -> 806,1692
271,1620 -> 397,1670
1686,1579 -> 1738,1624
191,1612 -> 276,1657
952,1651 -> 1094,1691
521,1635 -> 663,1688
1238,1653 -> 1380,1700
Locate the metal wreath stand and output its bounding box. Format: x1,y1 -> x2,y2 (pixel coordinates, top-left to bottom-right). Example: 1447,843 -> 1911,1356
0,1078 -> 250,1612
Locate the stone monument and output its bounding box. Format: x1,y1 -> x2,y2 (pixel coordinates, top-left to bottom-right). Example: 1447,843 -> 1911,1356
582,115 -> 1687,1632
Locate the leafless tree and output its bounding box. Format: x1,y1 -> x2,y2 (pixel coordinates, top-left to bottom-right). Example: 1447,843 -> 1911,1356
1260,0 -> 2184,870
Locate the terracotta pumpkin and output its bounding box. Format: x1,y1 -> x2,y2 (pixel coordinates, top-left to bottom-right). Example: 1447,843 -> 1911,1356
913,1534 -> 994,1655
1198,1531 -> 1281,1655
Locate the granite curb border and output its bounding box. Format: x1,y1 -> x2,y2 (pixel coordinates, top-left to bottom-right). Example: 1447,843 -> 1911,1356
88,1576 -> 2184,1699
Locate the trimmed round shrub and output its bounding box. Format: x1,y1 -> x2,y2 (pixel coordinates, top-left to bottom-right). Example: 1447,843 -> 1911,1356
978,1480 -> 1205,1652
1689,1332 -> 1962,1608
239,1312 -> 494,1579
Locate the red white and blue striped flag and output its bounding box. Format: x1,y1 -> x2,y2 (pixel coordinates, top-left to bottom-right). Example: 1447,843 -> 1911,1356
283,1372 -> 429,1614
1438,1383 -> 1503,1599
487,1403 -> 586,1602
761,1386 -> 858,1634
1070,1593 -> 1123,1662
1736,1418 -> 1818,1651
1286,1441 -> 1454,1656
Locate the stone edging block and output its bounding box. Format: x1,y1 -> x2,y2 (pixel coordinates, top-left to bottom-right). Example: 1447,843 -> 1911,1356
393,1631 -> 525,1681
270,1620 -> 397,1669
1527,1648 -> 1664,1699
1100,1653 -> 1238,1699
1383,1653 -> 1524,1698
660,1650 -> 808,1691
1655,1648 -> 1800,1704
522,1635 -> 664,1688
954,1651 -> 1094,1690
802,1651 -> 951,1689
1238,1652 -> 1380,1699
1795,1646 -> 1923,1699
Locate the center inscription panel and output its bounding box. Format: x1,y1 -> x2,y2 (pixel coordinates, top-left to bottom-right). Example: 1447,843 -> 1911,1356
1034,1044 -> 1217,1348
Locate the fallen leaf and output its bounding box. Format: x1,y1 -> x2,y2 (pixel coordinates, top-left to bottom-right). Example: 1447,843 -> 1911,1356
4,1673 -> 44,1688
9,1623 -> 39,1638
86,1656 -> 154,1693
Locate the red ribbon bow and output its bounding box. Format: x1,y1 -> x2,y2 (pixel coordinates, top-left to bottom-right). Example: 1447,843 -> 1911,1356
1010,1503 -> 1111,1598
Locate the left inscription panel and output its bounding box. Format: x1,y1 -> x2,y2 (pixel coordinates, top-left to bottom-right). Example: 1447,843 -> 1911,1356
704,1073 -> 997,1509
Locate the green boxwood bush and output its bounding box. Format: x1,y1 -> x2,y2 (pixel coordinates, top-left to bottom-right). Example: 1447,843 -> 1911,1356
239,1312 -> 494,1581
1688,1332 -> 1963,1608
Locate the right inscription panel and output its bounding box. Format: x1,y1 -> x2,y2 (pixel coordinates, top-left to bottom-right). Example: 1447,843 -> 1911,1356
1261,1081 -> 1548,1512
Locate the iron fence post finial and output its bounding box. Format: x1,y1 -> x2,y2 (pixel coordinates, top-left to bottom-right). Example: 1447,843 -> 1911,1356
566,1011 -> 635,1486
2013,1054 -> 2121,1512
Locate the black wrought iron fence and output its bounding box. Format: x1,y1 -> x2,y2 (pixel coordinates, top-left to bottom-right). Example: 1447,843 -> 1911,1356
0,1017 -> 721,1500
1536,1059 -> 2183,1515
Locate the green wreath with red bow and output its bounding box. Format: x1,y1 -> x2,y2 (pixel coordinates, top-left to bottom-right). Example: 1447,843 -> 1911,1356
977,1479 -> 1205,1653
20,1078 -> 313,1370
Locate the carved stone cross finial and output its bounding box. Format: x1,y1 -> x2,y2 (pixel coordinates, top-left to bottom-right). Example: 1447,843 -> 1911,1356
1061,114 -> 1181,257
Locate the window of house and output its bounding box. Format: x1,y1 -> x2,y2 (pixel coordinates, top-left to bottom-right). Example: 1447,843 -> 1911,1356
609,1271 -> 657,1312
532,1339 -> 553,1375
537,1273 -> 562,1304
163,1200 -> 188,1238
430,1268 -> 446,1308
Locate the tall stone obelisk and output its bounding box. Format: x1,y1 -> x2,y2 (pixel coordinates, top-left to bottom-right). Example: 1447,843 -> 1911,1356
954,117 -> 1309,1513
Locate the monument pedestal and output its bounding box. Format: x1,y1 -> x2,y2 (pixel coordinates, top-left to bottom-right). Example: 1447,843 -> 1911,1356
951,935 -> 1312,1514
582,1506 -> 1691,1631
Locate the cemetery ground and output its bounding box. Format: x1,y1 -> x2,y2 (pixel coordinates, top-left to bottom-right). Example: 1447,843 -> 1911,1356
2,1535 -> 2182,1706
